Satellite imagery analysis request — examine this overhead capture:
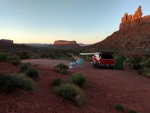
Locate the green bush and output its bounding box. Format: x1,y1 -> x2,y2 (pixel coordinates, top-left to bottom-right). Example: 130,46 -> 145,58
54,83 -> 84,106
132,63 -> 142,70
115,104 -> 124,111
126,57 -> 142,67
138,69 -> 150,78
128,109 -> 137,113
70,73 -> 87,87
54,63 -> 69,73
61,69 -> 68,75
20,63 -> 30,72
0,52 -> 7,62
141,57 -> 150,68
0,73 -> 35,92
25,68 -> 39,79
51,78 -> 64,86
19,51 -> 30,59
8,54 -> 20,61
11,60 -> 21,66
9,54 -> 21,66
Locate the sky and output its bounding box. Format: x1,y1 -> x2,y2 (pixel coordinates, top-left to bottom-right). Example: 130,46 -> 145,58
0,0 -> 150,44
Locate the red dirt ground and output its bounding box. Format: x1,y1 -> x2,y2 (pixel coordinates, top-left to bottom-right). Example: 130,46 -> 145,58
0,59 -> 150,113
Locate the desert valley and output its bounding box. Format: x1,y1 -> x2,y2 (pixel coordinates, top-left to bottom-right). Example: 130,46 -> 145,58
0,5 -> 150,113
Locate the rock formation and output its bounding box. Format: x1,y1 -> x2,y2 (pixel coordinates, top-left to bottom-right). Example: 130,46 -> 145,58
53,40 -> 77,45
53,40 -> 80,49
120,6 -> 150,29
0,39 -> 13,44
85,6 -> 150,52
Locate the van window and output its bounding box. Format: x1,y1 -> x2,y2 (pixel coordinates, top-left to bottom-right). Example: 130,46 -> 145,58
101,53 -> 113,59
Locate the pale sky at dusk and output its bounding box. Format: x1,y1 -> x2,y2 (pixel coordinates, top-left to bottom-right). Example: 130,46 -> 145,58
0,0 -> 150,44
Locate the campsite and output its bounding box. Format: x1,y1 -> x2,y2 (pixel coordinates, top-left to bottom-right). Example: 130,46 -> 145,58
1,1 -> 150,113
0,58 -> 150,113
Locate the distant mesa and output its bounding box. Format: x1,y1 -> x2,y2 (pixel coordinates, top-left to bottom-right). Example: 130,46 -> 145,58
0,39 -> 13,45
120,6 -> 150,29
53,40 -> 77,45
53,40 -> 80,49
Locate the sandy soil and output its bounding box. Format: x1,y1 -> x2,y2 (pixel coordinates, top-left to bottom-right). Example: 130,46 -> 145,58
0,59 -> 150,113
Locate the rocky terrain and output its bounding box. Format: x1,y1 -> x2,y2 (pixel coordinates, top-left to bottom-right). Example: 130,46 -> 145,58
86,6 -> 150,53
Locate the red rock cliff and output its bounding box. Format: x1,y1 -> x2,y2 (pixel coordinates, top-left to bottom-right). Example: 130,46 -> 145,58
120,6 -> 150,29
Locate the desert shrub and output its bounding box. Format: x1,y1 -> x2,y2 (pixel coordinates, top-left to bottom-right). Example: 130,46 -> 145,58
141,57 -> 150,68
9,54 -> 21,66
14,73 -> 35,91
54,63 -> 69,73
138,69 -> 150,78
20,63 -> 30,72
51,78 -> 64,86
11,60 -> 21,66
25,68 -> 39,79
115,104 -> 124,111
0,52 -> 7,62
126,57 -> 142,66
41,53 -> 47,59
70,73 -> 87,87
8,54 -> 20,61
54,83 -> 84,106
19,51 -> 30,59
13,51 -> 30,59
128,109 -> 137,113
0,73 -> 35,92
61,69 -> 68,75
132,63 -> 142,70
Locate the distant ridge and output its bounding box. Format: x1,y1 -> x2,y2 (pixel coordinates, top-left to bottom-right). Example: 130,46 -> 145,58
25,43 -> 51,48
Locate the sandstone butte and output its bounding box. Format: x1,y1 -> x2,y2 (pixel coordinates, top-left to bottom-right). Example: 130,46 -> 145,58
120,6 -> 150,29
85,6 -> 150,51
53,40 -> 77,45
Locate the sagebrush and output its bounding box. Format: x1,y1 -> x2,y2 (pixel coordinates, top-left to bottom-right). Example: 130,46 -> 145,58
51,78 -> 64,86
0,73 -> 35,92
25,68 -> 39,79
54,83 -> 84,106
70,73 -> 87,87
54,63 -> 69,74
0,52 -> 7,62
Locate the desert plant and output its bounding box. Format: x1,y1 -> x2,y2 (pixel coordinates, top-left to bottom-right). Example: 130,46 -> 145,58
128,109 -> 137,113
13,73 -> 36,91
19,51 -> 30,59
0,52 -> 7,62
138,69 -> 150,78
8,54 -> 20,61
70,73 -> 87,87
126,57 -> 142,66
20,63 -> 30,72
9,54 -> 21,66
54,63 -> 69,73
51,78 -> 64,86
25,68 -> 39,79
115,104 -> 124,111
0,73 -> 35,92
141,57 -> 150,68
11,60 -> 21,66
54,83 -> 84,106
132,63 -> 142,70
61,69 -> 68,75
